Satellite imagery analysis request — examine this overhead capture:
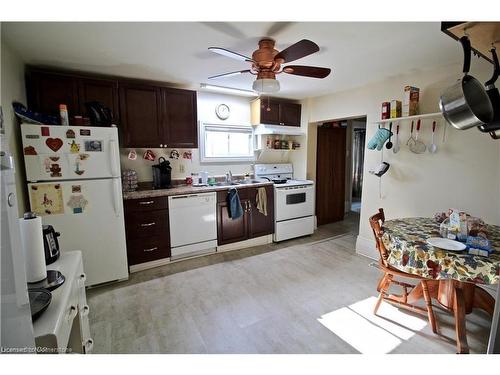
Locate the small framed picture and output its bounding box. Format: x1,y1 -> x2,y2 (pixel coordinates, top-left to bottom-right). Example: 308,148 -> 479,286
84,140 -> 103,152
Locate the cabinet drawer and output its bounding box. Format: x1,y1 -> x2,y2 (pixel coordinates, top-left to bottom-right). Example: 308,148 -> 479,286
127,236 -> 170,265
125,210 -> 168,239
216,187 -> 250,203
124,196 -> 168,212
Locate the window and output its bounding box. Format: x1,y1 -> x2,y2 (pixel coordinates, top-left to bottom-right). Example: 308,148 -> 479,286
200,123 -> 254,163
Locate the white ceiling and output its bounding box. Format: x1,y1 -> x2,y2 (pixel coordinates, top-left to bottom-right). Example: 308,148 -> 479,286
2,22 -> 464,99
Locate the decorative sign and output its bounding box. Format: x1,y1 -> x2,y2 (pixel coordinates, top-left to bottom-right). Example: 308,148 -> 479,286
30,184 -> 64,215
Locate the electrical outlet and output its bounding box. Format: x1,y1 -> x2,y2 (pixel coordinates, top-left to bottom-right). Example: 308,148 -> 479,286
179,164 -> 185,173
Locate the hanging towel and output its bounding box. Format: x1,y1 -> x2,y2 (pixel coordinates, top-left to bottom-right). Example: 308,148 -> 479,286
227,188 -> 243,219
256,187 -> 268,216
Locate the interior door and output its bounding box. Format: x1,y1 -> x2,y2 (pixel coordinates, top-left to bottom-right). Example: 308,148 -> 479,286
119,83 -> 163,148
316,125 -> 346,225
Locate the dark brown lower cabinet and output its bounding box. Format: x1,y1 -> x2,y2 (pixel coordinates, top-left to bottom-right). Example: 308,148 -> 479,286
124,197 -> 170,265
217,185 -> 274,246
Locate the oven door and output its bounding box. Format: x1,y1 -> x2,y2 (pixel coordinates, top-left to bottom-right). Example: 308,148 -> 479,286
274,185 -> 315,221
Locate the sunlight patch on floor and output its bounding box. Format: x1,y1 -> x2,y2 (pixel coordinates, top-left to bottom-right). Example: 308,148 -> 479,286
317,296 -> 428,354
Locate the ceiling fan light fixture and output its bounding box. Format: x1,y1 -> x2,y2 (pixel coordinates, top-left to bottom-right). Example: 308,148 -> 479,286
252,78 -> 280,93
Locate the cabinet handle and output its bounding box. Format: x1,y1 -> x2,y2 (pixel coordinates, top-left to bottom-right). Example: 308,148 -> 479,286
139,200 -> 154,205
160,144 -> 163,147
140,222 -> 156,227
143,247 -> 158,252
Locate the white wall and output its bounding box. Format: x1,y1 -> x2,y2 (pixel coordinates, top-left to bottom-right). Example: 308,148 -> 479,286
120,91 -> 298,181
307,61 -> 500,258
1,37 -> 27,215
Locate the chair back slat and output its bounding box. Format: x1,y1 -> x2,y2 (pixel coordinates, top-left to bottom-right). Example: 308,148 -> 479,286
369,208 -> 390,266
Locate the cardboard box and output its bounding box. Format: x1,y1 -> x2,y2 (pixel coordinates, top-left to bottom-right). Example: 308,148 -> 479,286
403,86 -> 419,116
390,100 -> 401,118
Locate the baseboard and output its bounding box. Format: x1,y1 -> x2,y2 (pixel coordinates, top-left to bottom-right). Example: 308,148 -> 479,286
217,235 -> 272,252
129,257 -> 171,273
355,235 -> 378,260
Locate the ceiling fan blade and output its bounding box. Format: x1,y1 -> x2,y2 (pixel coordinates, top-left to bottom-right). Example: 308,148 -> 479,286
208,47 -> 254,63
208,70 -> 252,79
282,65 -> 331,78
274,39 -> 320,63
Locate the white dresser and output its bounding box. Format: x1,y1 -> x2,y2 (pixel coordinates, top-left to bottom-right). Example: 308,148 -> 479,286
33,251 -> 93,353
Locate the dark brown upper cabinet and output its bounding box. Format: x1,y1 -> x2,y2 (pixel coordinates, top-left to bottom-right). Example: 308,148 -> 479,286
119,83 -> 163,148
27,70 -> 80,118
251,98 -> 302,127
162,88 -> 198,148
26,67 -> 199,148
78,78 -> 119,123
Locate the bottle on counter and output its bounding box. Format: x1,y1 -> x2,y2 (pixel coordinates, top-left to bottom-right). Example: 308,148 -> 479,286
274,136 -> 281,150
59,104 -> 69,126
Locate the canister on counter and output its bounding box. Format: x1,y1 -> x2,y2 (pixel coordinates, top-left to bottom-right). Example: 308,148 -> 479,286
381,102 -> 391,120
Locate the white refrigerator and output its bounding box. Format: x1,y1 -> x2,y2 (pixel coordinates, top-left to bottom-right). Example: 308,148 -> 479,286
21,124 -> 128,286
1,134 -> 36,351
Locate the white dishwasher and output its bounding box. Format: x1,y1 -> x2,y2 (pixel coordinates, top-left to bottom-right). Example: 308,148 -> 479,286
168,192 -> 217,259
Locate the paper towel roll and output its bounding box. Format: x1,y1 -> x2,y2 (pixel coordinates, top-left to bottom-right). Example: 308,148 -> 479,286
19,215 -> 46,283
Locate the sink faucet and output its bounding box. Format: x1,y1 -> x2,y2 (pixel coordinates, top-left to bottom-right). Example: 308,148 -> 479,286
226,170 -> 233,183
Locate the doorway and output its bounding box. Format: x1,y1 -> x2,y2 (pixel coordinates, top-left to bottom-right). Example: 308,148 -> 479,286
315,122 -> 346,225
315,117 -> 366,226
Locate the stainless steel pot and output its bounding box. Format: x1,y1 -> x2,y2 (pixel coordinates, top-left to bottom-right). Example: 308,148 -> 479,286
439,36 -> 493,130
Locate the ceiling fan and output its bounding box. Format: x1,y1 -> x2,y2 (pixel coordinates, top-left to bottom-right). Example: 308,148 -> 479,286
207,38 -> 331,93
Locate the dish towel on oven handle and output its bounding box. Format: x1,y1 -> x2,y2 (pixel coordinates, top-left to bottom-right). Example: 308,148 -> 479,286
227,188 -> 243,219
256,187 -> 268,216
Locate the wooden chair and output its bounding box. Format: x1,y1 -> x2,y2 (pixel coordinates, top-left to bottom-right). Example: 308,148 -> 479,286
369,208 -> 438,334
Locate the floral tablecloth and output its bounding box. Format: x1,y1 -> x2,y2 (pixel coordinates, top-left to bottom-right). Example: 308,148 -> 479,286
382,218 -> 500,285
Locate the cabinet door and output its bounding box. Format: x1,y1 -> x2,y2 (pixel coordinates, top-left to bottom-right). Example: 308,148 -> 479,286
119,83 -> 163,148
259,100 -> 281,125
27,71 -> 80,118
78,78 -> 119,123
217,201 -> 249,245
248,185 -> 274,238
280,102 -> 302,127
162,88 -> 198,148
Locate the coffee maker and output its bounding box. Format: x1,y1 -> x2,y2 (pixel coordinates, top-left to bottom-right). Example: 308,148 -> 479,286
152,157 -> 172,189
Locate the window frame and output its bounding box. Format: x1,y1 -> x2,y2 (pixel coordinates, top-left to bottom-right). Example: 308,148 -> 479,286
199,121 -> 255,163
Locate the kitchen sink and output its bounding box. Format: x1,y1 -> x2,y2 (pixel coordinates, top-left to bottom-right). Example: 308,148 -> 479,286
238,179 -> 264,184
215,182 -> 241,186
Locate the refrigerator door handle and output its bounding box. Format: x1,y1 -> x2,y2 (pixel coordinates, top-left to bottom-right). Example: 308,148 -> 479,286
109,139 -> 119,177
112,178 -> 121,217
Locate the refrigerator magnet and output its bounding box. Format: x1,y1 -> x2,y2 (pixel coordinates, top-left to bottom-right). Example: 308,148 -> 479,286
49,163 -> 62,178
68,140 -> 81,153
25,134 -> 40,139
30,183 -> 64,216
84,140 -> 102,152
74,159 -> 85,175
67,194 -> 88,214
24,146 -> 37,155
45,137 -> 63,152
80,129 -> 91,136
72,185 -> 82,193
66,129 -> 76,139
41,126 -> 50,136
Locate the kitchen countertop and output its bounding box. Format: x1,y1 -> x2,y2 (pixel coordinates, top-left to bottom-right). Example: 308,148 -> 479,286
122,180 -> 274,200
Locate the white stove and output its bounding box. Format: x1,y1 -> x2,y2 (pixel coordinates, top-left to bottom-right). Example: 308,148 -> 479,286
254,164 -> 315,242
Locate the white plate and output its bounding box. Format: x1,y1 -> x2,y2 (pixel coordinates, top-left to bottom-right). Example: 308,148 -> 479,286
426,237 -> 466,252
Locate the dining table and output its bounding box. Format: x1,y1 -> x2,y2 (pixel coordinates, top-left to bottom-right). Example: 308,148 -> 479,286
381,217 -> 500,354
